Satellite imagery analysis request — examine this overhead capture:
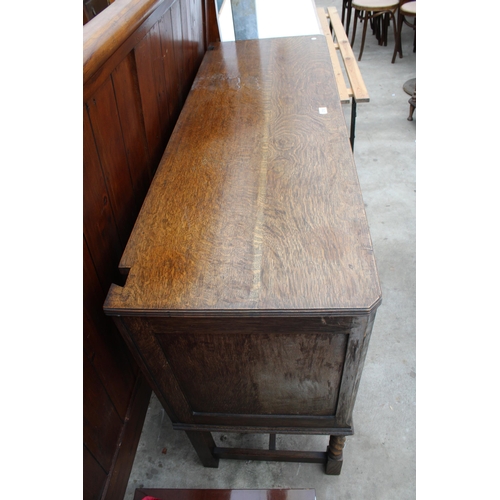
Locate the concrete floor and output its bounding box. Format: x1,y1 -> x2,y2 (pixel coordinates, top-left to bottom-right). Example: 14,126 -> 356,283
123,1 -> 416,498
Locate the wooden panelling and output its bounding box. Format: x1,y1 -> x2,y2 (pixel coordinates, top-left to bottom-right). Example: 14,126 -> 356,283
83,110 -> 122,290
111,52 -> 153,200
83,351 -> 123,472
86,77 -> 137,246
84,237 -> 135,418
84,445 -> 107,500
135,24 -> 169,168
170,0 -> 188,102
83,0 -> 176,84
159,10 -> 184,127
101,375 -> 152,500
157,331 -> 347,415
83,0 -> 220,498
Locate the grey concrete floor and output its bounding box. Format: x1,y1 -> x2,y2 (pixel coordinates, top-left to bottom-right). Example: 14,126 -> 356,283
123,1 -> 416,498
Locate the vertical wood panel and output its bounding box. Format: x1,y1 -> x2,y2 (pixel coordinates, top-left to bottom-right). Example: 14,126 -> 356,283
149,21 -> 176,152
135,30 -> 165,168
84,444 -> 107,500
101,375 -> 152,500
83,108 -> 122,291
176,0 -> 192,103
86,78 -> 136,247
170,0 -> 186,106
159,10 -> 183,131
111,52 -> 153,200
203,0 -> 221,46
84,237 -> 135,419
83,351 -> 124,473
180,0 -> 196,92
192,0 -> 205,64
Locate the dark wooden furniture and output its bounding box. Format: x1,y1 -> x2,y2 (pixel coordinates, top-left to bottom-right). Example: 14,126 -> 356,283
83,1 -> 219,499
133,489 -> 316,500
104,36 -> 381,476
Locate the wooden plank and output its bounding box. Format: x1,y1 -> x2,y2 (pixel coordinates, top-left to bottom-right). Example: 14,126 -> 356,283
159,11 -> 184,135
180,0 -> 198,97
83,0 -> 175,103
328,6 -> 369,103
317,7 -> 350,103
83,107 -> 122,290
214,447 -> 327,464
171,0 -> 187,102
84,236 -> 136,419
203,0 -> 221,47
83,0 -> 176,84
83,351 -> 124,473
149,21 -> 174,147
111,52 -> 153,202
83,444 -> 107,500
135,28 -> 165,169
101,375 -> 152,500
191,0 -> 206,63
86,77 -> 137,247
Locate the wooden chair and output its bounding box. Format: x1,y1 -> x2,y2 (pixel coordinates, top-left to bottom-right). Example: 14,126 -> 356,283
351,0 -> 399,61
392,0 -> 416,63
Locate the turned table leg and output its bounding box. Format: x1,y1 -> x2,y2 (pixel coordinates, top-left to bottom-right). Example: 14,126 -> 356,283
185,430 -> 220,468
325,435 -> 346,475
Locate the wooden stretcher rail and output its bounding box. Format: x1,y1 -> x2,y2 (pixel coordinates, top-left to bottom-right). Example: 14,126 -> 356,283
317,6 -> 369,104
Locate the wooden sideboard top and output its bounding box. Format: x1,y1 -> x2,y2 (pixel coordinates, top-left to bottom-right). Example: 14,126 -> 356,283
104,36 -> 381,317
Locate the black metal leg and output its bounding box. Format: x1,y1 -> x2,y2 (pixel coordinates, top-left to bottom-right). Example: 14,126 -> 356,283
350,99 -> 357,150
345,0 -> 353,37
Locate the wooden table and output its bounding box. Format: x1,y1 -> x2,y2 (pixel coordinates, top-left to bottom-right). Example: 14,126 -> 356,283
133,489 -> 316,500
104,36 -> 381,475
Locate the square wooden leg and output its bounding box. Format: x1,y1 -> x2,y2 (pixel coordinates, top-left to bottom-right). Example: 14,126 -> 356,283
185,431 -> 219,468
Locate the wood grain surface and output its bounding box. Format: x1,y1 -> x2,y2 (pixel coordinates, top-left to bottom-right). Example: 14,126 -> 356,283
133,489 -> 316,500
154,318 -> 348,415
104,36 -> 381,317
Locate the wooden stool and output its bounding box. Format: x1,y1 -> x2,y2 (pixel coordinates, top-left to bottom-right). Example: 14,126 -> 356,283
408,89 -> 416,121
392,0 -> 416,63
351,0 -> 399,61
